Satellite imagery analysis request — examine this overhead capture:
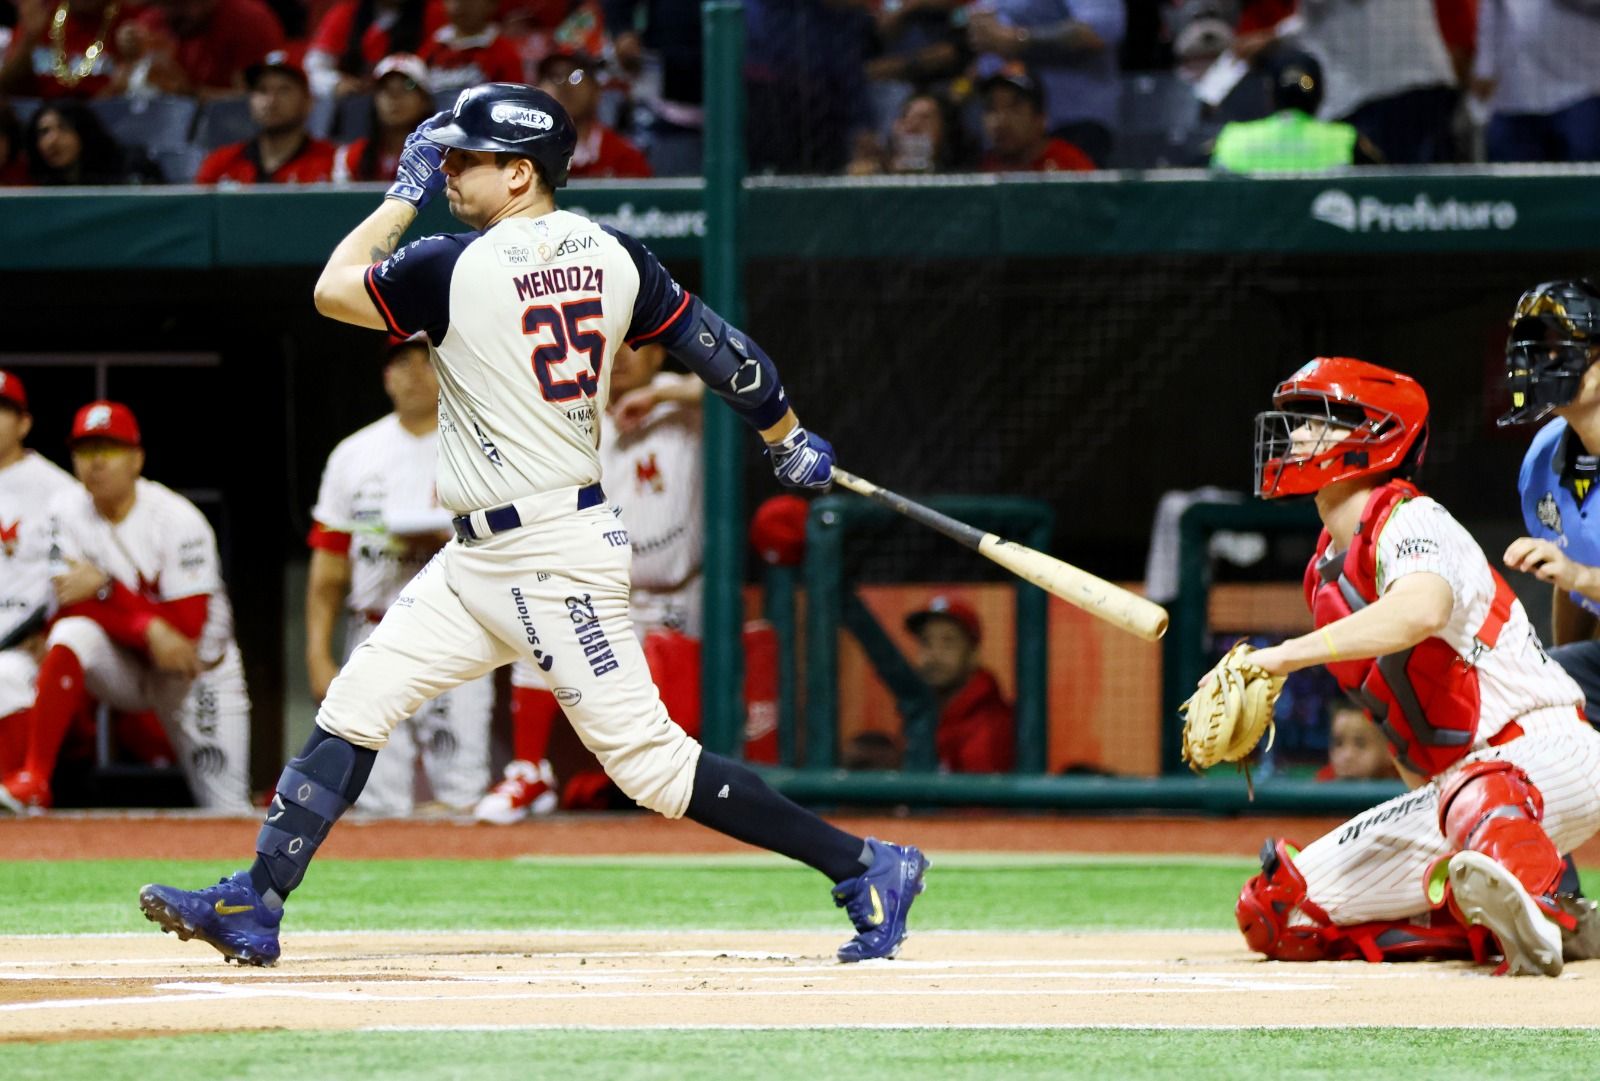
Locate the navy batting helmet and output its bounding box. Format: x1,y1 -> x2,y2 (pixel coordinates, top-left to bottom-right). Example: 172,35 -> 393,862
426,83 -> 578,188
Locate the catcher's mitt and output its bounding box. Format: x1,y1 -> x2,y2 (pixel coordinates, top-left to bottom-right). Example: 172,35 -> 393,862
1180,640 -> 1284,776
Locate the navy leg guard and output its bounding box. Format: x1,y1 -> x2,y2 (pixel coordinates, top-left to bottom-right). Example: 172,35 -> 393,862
248,728 -> 375,904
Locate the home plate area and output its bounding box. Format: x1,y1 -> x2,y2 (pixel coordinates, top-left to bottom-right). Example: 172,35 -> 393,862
1,930 -> 1595,1040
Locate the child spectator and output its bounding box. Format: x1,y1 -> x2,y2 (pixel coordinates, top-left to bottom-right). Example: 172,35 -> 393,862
1316,703 -> 1398,782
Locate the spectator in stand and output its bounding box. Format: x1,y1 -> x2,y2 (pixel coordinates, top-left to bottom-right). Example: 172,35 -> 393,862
195,53 -> 336,185
1315,703 -> 1398,782
305,0 -> 447,99
1472,1 -> 1600,163
1233,0 -> 1460,164
603,0 -> 705,176
24,100 -> 160,184
867,0 -> 969,89
846,89 -> 967,175
967,0 -> 1123,167
537,51 -> 654,179
1211,50 -> 1381,172
0,103 -> 29,185
0,0 -> 135,99
418,0 -> 523,95
745,0 -> 875,174
979,67 -> 1094,173
118,0 -> 285,98
905,595 -> 1014,774
333,52 -> 437,182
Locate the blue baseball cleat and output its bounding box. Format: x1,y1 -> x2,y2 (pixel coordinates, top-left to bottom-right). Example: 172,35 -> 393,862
139,871 -> 282,966
832,838 -> 930,962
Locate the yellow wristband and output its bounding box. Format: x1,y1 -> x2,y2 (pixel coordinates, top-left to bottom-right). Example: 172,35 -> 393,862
1320,628 -> 1340,662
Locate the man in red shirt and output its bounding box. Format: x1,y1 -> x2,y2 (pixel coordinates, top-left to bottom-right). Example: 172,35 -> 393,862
905,595 -> 1015,773
195,53 -> 336,185
419,0 -> 525,95
536,51 -> 653,180
126,0 -> 285,96
980,68 -> 1094,173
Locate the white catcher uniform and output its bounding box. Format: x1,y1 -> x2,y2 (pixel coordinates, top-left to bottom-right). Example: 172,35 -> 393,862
309,413 -> 492,815
0,451 -> 77,718
45,479 -> 252,811
509,371 -> 704,694
333,209 -> 711,815
1293,497 -> 1600,924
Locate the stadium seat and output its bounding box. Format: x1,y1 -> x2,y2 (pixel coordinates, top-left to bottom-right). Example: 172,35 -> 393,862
8,96 -> 42,127
1110,73 -> 1206,168
192,97 -> 255,150
89,95 -> 198,152
307,94 -> 337,139
332,93 -> 372,140
152,145 -> 206,183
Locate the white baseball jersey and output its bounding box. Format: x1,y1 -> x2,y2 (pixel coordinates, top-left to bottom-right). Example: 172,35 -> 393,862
598,372 -> 703,594
48,478 -> 236,666
363,209 -> 690,513
0,451 -> 76,645
310,413 -> 453,615
1370,496 -> 1583,735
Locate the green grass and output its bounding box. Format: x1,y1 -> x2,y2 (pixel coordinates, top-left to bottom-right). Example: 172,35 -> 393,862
2,1027 -> 1599,1081
0,856 -> 1259,936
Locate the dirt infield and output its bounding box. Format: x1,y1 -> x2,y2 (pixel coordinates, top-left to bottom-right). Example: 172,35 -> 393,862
3,930 -> 1597,1042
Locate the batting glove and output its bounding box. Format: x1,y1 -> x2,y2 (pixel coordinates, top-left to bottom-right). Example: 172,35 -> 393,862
767,426 -> 834,490
386,111 -> 450,209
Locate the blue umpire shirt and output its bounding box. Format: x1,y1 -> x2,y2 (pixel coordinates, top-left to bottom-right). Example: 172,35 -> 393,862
1518,416 -> 1600,619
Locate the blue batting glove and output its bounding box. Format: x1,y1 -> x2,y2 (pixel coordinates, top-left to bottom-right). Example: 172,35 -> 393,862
386,111 -> 450,209
767,426 -> 834,490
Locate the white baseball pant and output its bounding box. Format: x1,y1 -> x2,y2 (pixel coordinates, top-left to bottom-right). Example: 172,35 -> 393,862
317,488 -> 701,818
0,647 -> 38,718
45,615 -> 252,812
1294,705 -> 1600,924
343,615 -> 493,817
509,572 -> 702,690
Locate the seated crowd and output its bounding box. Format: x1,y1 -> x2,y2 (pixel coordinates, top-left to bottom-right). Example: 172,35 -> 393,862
2,0 -> 1598,185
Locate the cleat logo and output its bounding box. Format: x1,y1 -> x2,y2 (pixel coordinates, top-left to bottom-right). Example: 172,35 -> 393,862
213,901 -> 253,915
868,885 -> 884,926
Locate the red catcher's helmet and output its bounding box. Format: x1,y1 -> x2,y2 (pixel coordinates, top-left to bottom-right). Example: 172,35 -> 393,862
1254,357 -> 1429,498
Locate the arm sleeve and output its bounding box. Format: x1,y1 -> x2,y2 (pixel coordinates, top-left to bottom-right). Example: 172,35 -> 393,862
363,232 -> 471,342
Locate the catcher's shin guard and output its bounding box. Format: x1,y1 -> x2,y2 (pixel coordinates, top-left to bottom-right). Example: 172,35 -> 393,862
1437,760 -> 1563,900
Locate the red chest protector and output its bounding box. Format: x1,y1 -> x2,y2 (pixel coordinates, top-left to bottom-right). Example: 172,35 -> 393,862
1301,480 -> 1517,778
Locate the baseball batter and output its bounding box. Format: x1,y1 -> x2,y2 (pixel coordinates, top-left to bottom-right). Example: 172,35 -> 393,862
0,401 -> 252,814
477,343 -> 704,823
139,82 -> 928,967
0,372 -> 78,772
1233,357 -> 1600,976
307,333 -> 492,816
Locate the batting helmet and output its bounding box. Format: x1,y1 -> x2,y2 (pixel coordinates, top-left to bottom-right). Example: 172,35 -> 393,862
426,83 -> 578,189
1254,357 -> 1429,498
1498,280 -> 1600,427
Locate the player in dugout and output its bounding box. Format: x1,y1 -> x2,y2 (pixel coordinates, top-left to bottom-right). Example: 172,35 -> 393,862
0,401 -> 252,814
905,595 -> 1015,774
137,81 -> 928,967
1222,357 -> 1600,976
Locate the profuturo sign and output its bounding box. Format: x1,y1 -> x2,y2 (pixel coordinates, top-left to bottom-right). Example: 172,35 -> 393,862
1310,189 -> 1518,234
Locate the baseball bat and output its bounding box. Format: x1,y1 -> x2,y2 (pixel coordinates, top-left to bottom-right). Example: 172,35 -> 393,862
830,468 -> 1169,642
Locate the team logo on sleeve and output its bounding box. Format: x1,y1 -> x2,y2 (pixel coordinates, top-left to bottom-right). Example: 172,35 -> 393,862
1537,492 -> 1562,533
0,520 -> 18,558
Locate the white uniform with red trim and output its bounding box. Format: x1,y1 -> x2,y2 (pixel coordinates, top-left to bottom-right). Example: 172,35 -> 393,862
328,209 -> 707,816
44,479 -> 251,811
0,452 -> 77,718
1291,497 -> 1600,924
509,372 -> 704,693
309,413 -> 492,815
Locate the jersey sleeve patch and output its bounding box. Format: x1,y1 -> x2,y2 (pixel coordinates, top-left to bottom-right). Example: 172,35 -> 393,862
364,232 -> 473,341
602,225 -> 691,344
1375,500 -> 1469,598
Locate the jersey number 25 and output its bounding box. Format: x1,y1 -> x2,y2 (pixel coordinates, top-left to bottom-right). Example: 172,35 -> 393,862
523,298 -> 606,402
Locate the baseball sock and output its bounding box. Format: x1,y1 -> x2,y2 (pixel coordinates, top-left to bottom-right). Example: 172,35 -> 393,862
685,751 -> 871,883
511,686 -> 561,764
248,726 -> 376,905
23,645 -> 87,781
0,710 -> 27,776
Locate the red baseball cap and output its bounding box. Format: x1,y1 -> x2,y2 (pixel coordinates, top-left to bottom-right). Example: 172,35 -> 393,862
246,50 -> 309,91
0,369 -> 26,411
69,400 -> 141,447
905,594 -> 982,644
749,494 -> 809,566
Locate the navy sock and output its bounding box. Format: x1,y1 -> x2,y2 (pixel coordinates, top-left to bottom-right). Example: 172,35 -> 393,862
684,751 -> 870,883
247,727 -> 376,903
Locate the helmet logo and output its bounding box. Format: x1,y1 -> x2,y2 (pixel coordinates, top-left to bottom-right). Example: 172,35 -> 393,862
491,103 -> 554,132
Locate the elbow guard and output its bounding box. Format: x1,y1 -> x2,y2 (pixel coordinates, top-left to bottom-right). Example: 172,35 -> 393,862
666,299 -> 789,430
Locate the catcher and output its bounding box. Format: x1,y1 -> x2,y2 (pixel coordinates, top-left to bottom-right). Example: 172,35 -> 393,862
1182,356 -> 1600,976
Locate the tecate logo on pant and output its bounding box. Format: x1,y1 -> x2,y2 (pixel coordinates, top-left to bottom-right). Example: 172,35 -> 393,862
1311,189 -> 1517,234
565,593 -> 619,677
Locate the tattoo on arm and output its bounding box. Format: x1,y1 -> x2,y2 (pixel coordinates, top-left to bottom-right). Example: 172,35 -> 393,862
369,222 -> 405,263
